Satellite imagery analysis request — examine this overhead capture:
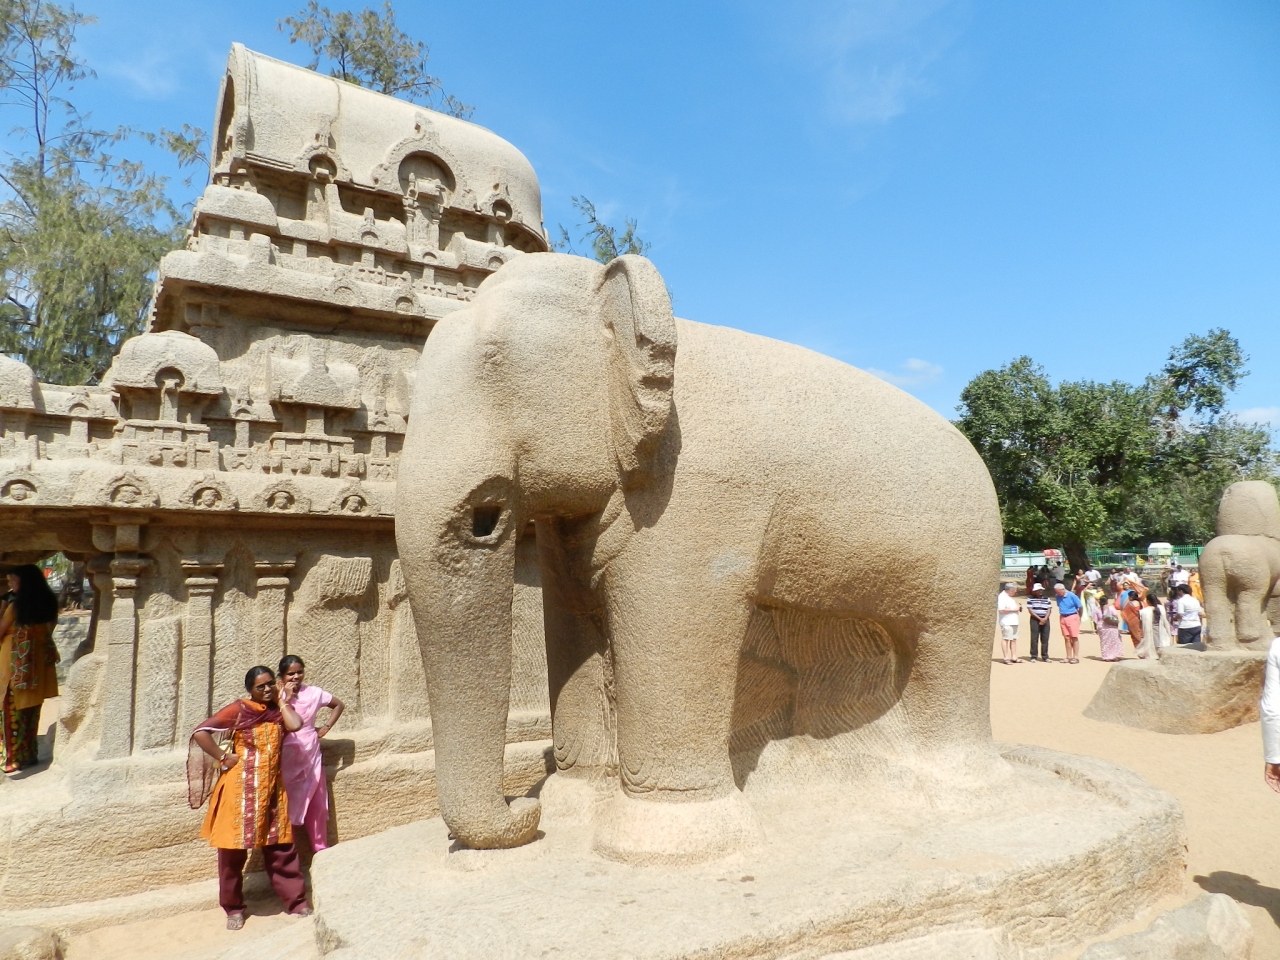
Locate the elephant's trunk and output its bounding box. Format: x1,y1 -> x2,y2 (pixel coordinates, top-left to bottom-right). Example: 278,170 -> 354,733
407,512 -> 541,849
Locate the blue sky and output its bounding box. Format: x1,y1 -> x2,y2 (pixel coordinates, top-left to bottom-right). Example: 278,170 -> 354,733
19,0 -> 1278,428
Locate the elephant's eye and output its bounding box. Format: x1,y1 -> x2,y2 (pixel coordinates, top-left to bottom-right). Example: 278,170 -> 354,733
472,505 -> 502,539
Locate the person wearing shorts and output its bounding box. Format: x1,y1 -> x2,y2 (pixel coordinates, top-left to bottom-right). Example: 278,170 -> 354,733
997,583 -> 1022,664
1054,582 -> 1083,663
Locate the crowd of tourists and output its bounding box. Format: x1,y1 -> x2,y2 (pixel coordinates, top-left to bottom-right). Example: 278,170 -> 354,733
997,563 -> 1205,664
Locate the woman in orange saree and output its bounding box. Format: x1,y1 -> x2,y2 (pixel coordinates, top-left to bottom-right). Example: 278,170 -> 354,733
189,665 -> 309,930
0,565 -> 60,772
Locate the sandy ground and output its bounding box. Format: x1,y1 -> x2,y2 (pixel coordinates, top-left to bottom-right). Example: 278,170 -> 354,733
57,611 -> 1280,959
990,611 -> 1280,960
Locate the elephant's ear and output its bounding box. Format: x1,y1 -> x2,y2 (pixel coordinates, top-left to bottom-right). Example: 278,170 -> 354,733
599,254 -> 677,486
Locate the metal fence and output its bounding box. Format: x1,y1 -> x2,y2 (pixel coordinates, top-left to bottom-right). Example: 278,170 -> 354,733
1084,546 -> 1203,567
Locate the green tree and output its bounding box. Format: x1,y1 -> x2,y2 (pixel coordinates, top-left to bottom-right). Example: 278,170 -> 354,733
0,0 -> 185,384
280,1 -> 472,118
552,196 -> 651,263
955,330 -> 1277,570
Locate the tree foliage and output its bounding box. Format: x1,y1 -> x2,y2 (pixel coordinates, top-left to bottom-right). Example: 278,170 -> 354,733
552,196 -> 650,264
0,0 -> 184,385
955,329 -> 1277,566
280,1 -> 472,118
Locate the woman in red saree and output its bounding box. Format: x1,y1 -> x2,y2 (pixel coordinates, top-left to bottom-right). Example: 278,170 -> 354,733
0,565 -> 60,772
189,665 -> 309,930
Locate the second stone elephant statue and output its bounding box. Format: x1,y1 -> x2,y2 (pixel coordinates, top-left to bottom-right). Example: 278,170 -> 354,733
396,252 -> 1004,864
1202,480 -> 1280,647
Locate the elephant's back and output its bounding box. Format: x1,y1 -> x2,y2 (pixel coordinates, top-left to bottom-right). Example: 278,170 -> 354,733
670,319 -> 1001,609
672,319 -> 990,500
1202,535 -> 1280,583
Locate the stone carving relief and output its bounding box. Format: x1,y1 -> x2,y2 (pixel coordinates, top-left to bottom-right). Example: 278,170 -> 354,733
290,554 -> 375,716
180,474 -> 239,511
1,473 -> 37,503
91,472 -> 160,509
252,480 -> 310,514
330,482 -> 376,516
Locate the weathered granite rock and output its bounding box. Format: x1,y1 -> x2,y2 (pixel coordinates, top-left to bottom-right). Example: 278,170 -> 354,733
396,250 -> 1005,863
50,613 -> 90,684
819,930 -> 1007,959
1084,646 -> 1266,734
0,927 -> 59,960
1079,893 -> 1252,960
309,746 -> 1186,960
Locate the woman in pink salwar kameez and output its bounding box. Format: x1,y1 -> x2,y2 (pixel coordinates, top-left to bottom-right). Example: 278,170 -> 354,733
277,656 -> 345,851
1093,596 -> 1124,662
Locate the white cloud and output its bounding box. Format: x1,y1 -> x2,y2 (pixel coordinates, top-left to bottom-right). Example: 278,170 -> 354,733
1238,407 -> 1280,427
867,357 -> 944,387
792,0 -> 967,125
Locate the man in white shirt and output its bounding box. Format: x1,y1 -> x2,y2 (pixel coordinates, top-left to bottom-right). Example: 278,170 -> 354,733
1259,636 -> 1280,793
1174,584 -> 1203,645
997,583 -> 1022,665
1170,564 -> 1190,589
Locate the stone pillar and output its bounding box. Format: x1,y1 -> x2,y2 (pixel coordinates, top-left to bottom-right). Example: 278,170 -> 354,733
179,561 -> 223,736
255,560 -> 295,669
97,555 -> 149,760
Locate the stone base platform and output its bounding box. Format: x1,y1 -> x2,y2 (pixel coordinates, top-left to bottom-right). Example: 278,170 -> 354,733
0,720 -> 552,911
309,745 -> 1185,960
1084,646 -> 1266,735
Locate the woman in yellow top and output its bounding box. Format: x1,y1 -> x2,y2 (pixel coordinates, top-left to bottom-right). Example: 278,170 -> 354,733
0,565 -> 60,773
188,665 -> 309,930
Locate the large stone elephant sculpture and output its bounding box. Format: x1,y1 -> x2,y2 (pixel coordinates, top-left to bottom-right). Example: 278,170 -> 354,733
1202,480 -> 1280,647
395,252 -> 1003,864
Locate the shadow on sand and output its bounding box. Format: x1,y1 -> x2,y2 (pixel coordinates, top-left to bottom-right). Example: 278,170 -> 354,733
1195,871 -> 1280,926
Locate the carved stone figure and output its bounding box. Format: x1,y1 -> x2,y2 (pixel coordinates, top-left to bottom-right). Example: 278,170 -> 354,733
2,480 -> 34,502
1202,480 -> 1280,647
105,474 -> 159,508
395,253 -> 1004,861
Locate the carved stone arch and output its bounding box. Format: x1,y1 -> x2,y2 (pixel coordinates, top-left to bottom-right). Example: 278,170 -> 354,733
479,182 -> 514,222
329,481 -> 378,517
296,145 -> 351,184
396,152 -> 456,200
213,45 -> 254,170
370,116 -> 468,201
0,470 -> 39,504
177,473 -> 239,511
252,479 -> 310,514
80,471 -> 160,509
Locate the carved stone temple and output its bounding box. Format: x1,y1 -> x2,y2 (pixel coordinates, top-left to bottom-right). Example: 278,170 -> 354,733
0,45 -> 553,907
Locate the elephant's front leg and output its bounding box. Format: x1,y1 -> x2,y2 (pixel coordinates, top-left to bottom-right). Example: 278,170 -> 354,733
537,519 -> 616,807
592,548 -> 760,865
